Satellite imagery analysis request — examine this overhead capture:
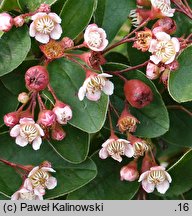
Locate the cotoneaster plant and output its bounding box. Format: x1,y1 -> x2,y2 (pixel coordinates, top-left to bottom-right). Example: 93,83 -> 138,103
0,0 -> 192,200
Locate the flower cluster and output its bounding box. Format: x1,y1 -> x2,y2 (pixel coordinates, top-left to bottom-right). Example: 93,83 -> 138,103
11,161 -> 57,200
4,65 -> 72,150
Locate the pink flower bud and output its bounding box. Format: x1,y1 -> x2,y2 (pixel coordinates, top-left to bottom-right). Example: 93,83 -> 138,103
167,60 -> 179,71
152,18 -> 177,35
120,161 -> 139,181
61,37 -> 74,49
40,161 -> 52,168
25,66 -> 49,92
84,24 -> 108,51
0,13 -> 13,32
160,69 -> 170,87
38,110 -> 56,127
37,4 -> 51,13
18,92 -> 29,104
137,0 -> 151,6
51,124 -> 66,141
14,15 -> 25,27
4,112 -> 19,127
146,62 -> 161,80
53,101 -> 72,125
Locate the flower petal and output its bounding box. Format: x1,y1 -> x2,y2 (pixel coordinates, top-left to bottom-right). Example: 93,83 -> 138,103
124,144 -> 134,158
165,171 -> 172,183
41,167 -> 56,173
99,147 -> 109,159
138,171 -> 149,182
142,179 -> 155,193
15,136 -> 28,147
46,176 -> 57,189
78,86 -> 86,101
156,180 -> 170,194
171,37 -> 180,52
86,91 -> 101,101
10,124 -> 20,137
150,55 -> 161,64
155,32 -> 171,41
19,117 -> 35,124
28,166 -> 39,177
35,32 -> 50,44
50,24 -> 62,40
32,137 -> 42,150
101,138 -> 114,147
111,153 -> 122,162
48,13 -> 62,23
35,124 -> 45,136
29,22 -> 36,37
31,12 -> 47,21
102,80 -> 114,96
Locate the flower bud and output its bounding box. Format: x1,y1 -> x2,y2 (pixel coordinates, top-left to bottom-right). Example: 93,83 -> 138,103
38,110 -> 56,127
117,105 -> 140,133
124,79 -> 153,109
18,92 -> 29,104
0,13 -> 13,32
25,66 -> 49,91
120,161 -> 139,181
152,18 -> 177,35
4,112 -> 19,127
160,69 -> 170,87
146,62 -> 161,80
37,3 -> 51,13
40,161 -> 52,168
51,124 -> 66,141
53,101 -> 72,125
14,16 -> 25,27
61,37 -> 74,49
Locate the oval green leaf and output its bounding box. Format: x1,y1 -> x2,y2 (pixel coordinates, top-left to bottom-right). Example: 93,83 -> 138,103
95,0 -> 136,43
67,152 -> 139,199
0,26 -> 31,77
47,125 -> 90,164
47,59 -> 109,133
0,133 -> 97,199
162,109 -> 192,147
169,46 -> 192,103
60,0 -> 97,39
18,0 -> 57,11
165,150 -> 192,196
0,0 -> 19,11
103,63 -> 169,138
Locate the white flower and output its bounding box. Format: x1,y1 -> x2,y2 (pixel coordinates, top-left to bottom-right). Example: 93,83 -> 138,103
28,166 -> 57,196
29,12 -> 62,44
53,105 -> 72,125
99,136 -> 134,162
151,0 -> 175,17
11,179 -> 43,200
149,31 -> 180,64
10,117 -> 44,150
138,166 -> 172,194
84,24 -> 108,51
78,73 -> 114,101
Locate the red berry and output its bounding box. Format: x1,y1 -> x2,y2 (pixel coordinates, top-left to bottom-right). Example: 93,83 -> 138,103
25,66 -> 49,91
124,79 -> 153,108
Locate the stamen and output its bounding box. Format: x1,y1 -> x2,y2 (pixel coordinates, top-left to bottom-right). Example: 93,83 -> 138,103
20,124 -> 39,142
34,15 -> 55,34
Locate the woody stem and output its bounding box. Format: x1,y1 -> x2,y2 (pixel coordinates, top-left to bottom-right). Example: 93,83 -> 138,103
108,108 -> 115,137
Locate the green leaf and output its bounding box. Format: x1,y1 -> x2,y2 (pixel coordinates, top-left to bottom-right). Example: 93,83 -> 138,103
47,125 -> 90,164
103,63 -> 169,138
0,0 -> 19,11
47,59 -> 109,133
0,81 -> 18,126
165,150 -> 192,196
162,109 -> 192,147
17,0 -> 57,12
168,46 -> 192,103
0,26 -> 31,77
67,152 -> 139,199
60,0 -> 97,39
0,133 -> 97,199
95,0 -> 136,43
1,60 -> 38,96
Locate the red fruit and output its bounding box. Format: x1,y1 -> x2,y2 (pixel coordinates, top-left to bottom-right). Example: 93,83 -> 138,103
25,66 -> 49,91
124,79 -> 153,108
